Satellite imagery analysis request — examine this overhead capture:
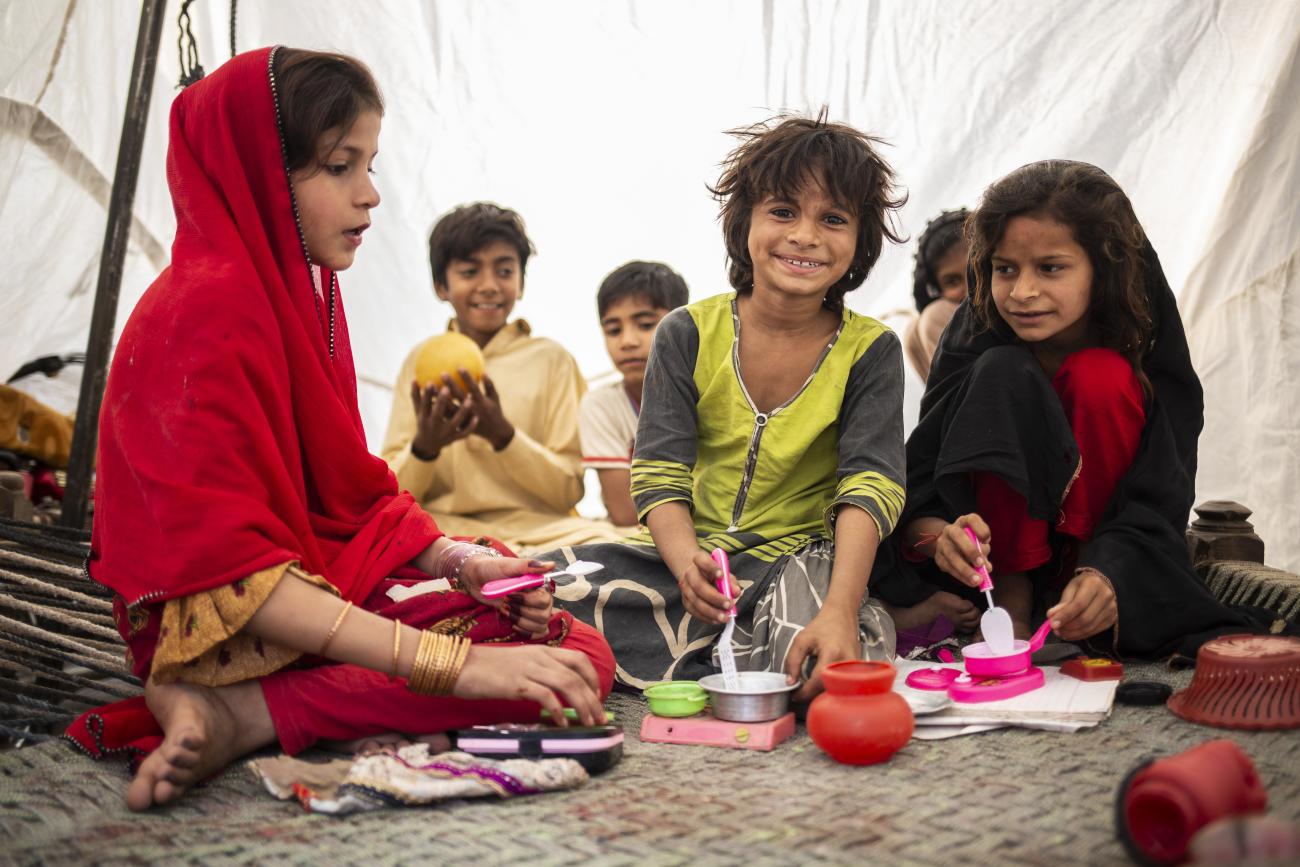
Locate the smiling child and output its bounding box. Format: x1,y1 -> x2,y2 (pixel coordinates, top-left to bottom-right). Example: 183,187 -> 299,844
535,113 -> 909,698
381,203 -> 624,551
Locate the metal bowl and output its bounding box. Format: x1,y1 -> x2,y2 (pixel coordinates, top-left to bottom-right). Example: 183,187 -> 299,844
698,672 -> 798,722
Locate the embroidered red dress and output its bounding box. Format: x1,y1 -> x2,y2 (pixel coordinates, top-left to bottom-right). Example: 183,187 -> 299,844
65,47 -> 612,765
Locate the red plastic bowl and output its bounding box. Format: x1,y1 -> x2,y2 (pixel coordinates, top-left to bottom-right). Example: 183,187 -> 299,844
1168,634 -> 1300,730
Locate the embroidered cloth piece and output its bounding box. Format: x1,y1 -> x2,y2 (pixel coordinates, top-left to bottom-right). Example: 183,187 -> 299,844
248,744 -> 588,815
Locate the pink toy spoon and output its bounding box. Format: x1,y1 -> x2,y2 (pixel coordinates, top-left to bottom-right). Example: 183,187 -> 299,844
479,561 -> 604,599
965,526 -> 1014,656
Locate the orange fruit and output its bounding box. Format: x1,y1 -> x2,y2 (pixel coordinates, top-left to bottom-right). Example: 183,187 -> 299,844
413,332 -> 486,391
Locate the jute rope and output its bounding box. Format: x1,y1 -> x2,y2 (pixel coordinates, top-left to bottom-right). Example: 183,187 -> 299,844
0,634 -> 139,686
0,655 -> 136,699
0,613 -> 129,673
0,548 -> 89,582
0,594 -> 121,642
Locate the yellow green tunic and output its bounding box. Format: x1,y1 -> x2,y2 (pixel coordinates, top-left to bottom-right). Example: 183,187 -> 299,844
544,292 -> 905,686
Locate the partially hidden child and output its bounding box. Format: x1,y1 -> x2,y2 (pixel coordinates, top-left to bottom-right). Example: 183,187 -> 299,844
580,261 -> 690,527
903,207 -> 969,384
538,113 -> 913,698
872,159 -> 1283,657
64,48 -> 613,811
381,203 -> 626,553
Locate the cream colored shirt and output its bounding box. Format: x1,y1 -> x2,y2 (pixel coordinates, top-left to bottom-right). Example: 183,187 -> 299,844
382,319 -> 624,553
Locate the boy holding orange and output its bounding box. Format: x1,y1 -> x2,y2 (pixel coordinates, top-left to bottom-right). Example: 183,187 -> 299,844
381,202 -> 623,551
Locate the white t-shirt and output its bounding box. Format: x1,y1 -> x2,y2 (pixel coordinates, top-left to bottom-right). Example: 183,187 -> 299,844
579,381 -> 639,469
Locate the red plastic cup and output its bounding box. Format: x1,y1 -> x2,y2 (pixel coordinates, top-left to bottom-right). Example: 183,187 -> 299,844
1118,739 -> 1267,865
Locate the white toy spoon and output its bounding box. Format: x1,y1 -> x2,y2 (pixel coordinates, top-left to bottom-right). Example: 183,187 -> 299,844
711,547 -> 740,690
965,526 -> 1015,656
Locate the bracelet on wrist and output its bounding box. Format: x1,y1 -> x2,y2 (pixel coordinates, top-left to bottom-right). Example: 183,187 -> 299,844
432,541 -> 502,584
407,629 -> 471,695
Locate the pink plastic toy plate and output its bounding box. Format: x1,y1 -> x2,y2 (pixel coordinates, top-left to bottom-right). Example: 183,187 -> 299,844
947,667 -> 1045,703
905,667 -> 961,691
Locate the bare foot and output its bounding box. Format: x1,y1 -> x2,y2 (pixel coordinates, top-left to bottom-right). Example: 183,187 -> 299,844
325,731 -> 453,756
885,592 -> 980,633
125,677 -> 276,811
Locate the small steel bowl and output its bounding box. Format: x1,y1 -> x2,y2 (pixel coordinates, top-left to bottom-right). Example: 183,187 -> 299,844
698,672 -> 798,722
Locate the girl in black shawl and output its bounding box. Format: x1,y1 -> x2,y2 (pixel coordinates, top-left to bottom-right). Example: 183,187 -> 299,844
875,160 -> 1265,659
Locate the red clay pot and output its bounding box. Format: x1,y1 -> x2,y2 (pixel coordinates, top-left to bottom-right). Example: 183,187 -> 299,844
806,660 -> 914,765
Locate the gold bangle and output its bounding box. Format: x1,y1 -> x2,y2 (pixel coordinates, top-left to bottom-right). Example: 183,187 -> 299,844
390,619 -> 402,680
318,601 -> 353,657
410,630 -> 435,693
438,636 -> 463,695
427,632 -> 449,695
407,631 -> 470,696
432,634 -> 453,695
435,634 -> 465,695
436,633 -> 457,694
446,636 -> 471,694
410,630 -> 443,695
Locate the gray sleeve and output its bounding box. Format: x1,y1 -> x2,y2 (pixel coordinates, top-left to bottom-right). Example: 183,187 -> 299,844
830,329 -> 907,537
630,307 -> 700,518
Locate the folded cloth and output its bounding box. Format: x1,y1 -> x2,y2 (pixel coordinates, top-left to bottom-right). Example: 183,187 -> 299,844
248,744 -> 588,815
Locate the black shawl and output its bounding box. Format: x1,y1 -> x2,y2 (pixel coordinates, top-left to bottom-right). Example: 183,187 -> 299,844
872,241 -> 1270,658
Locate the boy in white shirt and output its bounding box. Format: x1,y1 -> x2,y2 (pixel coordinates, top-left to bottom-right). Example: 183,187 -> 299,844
579,261 -> 689,526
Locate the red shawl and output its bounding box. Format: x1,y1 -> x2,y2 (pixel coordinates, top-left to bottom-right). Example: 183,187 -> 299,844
90,47 -> 439,608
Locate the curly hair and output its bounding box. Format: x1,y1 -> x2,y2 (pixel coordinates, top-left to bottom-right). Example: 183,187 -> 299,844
710,109 -> 905,312
966,160 -> 1153,388
911,207 -> 969,313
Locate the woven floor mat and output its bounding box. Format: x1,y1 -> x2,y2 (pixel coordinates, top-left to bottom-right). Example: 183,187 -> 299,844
2,663 -> 1298,866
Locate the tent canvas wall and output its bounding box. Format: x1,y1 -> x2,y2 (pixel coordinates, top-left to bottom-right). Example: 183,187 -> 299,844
3,0 -> 1297,570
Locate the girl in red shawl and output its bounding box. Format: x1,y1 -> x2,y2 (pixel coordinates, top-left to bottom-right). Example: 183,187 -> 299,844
68,47 -> 614,811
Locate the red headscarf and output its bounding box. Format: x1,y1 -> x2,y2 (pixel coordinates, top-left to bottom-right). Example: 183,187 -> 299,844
90,47 -> 439,606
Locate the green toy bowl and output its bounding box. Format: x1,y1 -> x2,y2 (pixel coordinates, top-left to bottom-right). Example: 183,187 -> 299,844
644,681 -> 709,718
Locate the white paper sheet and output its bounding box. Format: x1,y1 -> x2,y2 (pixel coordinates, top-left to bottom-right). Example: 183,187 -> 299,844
895,660 -> 1119,732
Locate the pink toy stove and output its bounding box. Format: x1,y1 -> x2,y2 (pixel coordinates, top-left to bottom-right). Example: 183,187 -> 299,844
639,710 -> 796,751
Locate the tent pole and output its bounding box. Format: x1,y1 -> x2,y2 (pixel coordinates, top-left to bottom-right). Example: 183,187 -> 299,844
61,0 -> 169,530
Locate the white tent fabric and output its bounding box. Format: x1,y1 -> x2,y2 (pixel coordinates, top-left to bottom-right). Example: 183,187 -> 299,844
3,0 -> 1297,569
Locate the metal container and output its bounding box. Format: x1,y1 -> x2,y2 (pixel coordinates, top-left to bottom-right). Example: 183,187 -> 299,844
698,672 -> 799,722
